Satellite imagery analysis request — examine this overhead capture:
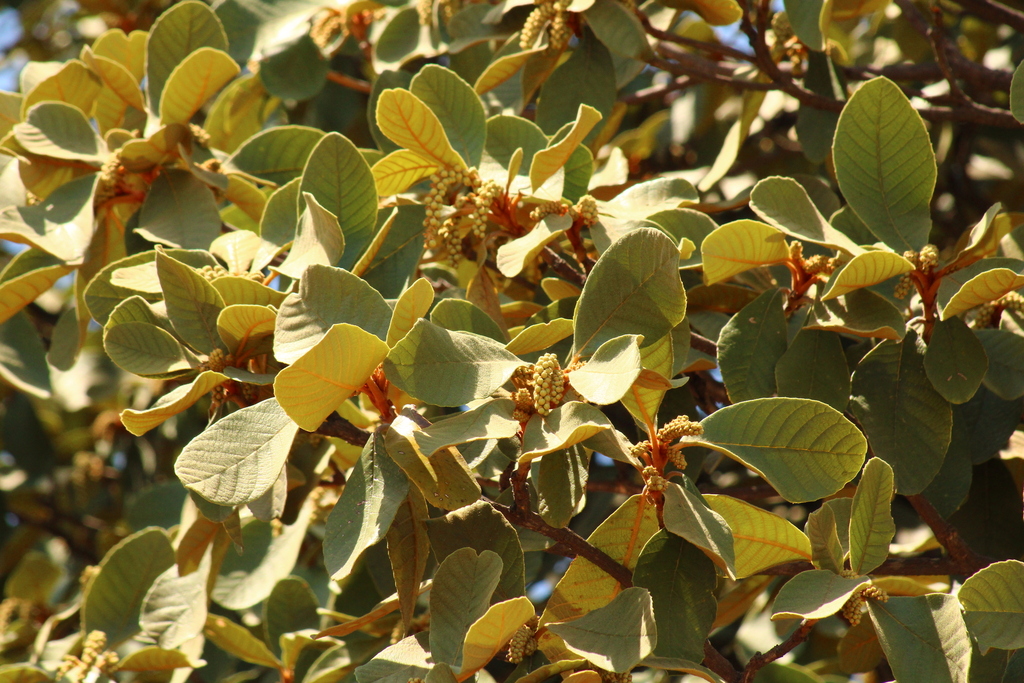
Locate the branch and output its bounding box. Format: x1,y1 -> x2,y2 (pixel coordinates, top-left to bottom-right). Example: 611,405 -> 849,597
542,247 -> 588,288
690,331 -> 718,358
943,0 -> 1024,35
640,14 -> 755,63
703,641 -> 740,683
326,70 -> 371,93
313,412 -> 372,447
759,555 -> 979,576
740,620 -> 817,683
907,494 -> 992,576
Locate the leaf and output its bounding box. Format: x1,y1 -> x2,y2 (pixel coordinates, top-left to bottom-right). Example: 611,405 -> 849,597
114,647 -> 202,672
698,90 -> 765,192
775,328 -> 850,411
520,402 -> 613,462
265,577 -> 320,657
658,0 -> 742,24
530,104 -> 602,191
431,298 -> 506,343
534,445 -> 590,529
497,213 -> 572,278
632,531 -> 716,662
430,548 -> 503,668
388,278 -> 434,347
806,288 -> 907,340
459,597 -> 535,677
410,65 -> 487,167
355,633 -> 432,683
704,494 -> 813,577
567,334 -> 643,404
957,559 -> 1024,651
838,618 -> 884,674
867,594 -> 971,683
535,29 -> 615,140
146,0 -> 228,113
923,316 -> 988,404
385,413 -> 482,511
582,0 -> 652,60
1012,61 -> 1024,123
104,321 -> 195,377
662,481 -> 736,578
700,397 -> 868,503
205,73 -> 279,154
83,528 -> 175,645
700,220 -> 789,285
602,179 -> 699,222
373,150 -> 439,196
388,488 -> 431,634
204,615 -> 281,668
160,47 -> 240,125
975,329 -> 1024,400
4,552 -> 61,604
228,125 -> 324,185
174,398 -> 299,506
771,570 -> 870,620
573,228 -> 686,356
376,88 -> 466,169
547,586 -> 657,673
414,400 -> 520,455
822,251 -> 916,300
849,458 -> 895,575
217,304 -> 276,352
749,177 -> 863,255
137,169 -> 222,250
20,60 -> 103,118
361,204 -> 427,298
156,249 -> 226,353
506,318 -> 574,355
832,77 -> 936,252
717,288 -> 788,402
0,174 -> 98,263
274,264 -> 391,364
259,33 -> 329,101
275,192 -> 345,280
275,323 -> 390,431
0,251 -> 74,326
0,312 -> 50,399
385,319 -> 524,407
300,133 -> 379,268
850,330 -> 951,494
121,370 -> 228,436
938,259 -> 1024,320
14,102 -> 107,162
0,666 -> 50,683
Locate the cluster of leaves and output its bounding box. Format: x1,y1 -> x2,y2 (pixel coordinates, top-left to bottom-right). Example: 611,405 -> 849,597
0,0 -> 1024,683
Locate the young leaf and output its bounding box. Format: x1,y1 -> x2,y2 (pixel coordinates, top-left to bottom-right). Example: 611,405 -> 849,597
376,88 -> 467,169
386,413 -> 483,511
566,334 -> 643,405
546,586 -> 657,673
459,596 -> 536,676
849,458 -> 895,576
805,502 -> 846,573
505,318 -> 575,355
121,370 -> 228,436
700,220 -> 789,285
388,278 -> 435,347
771,570 -> 871,620
704,494 -> 813,577
822,251 -> 915,300
159,47 -> 239,125
717,288 -> 788,402
145,0 -> 228,113
372,149 -> 439,196
530,104 -> 602,191
496,213 -> 572,278
410,65 -> 487,167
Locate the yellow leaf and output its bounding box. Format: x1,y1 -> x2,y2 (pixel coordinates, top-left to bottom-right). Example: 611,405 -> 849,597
375,89 -> 466,170
505,318 -> 574,355
160,48 -> 240,125
211,230 -> 262,274
563,673 -> 602,683
621,333 -> 674,427
677,0 -> 743,24
121,370 -> 228,436
822,251 -> 915,300
496,214 -> 572,277
225,174 -> 267,223
539,495 -> 659,662
713,575 -> 773,629
372,149 -> 439,196
474,41 -> 547,95
387,277 -> 434,347
831,0 -> 891,20
0,260 -> 74,325
205,74 -> 280,154
211,276 -> 287,307
89,54 -> 145,110
274,323 -> 391,431
530,104 -> 602,192
704,494 -> 813,577
216,304 -> 276,352
93,28 -> 147,81
120,124 -> 190,172
501,300 -> 545,324
458,596 -> 535,679
352,209 -> 397,278
941,268 -> 1024,320
701,219 -> 789,285
21,60 -> 103,119
317,581 -> 433,639
540,277 -> 581,301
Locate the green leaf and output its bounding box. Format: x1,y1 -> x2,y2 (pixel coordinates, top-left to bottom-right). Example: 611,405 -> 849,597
805,502 -> 846,573
355,633 -> 432,683
426,499 -> 525,602
535,28 -> 615,140
923,316 -> 988,404
429,548 -> 503,668
431,298 -> 507,343
850,330 -> 951,494
0,666 -> 54,683
0,174 -> 98,263
205,615 -> 281,668
361,204 -> 427,299
771,570 -> 870,620
14,102 -> 107,162
633,531 -> 716,662
0,250 -> 74,326
958,559 -> 1024,651
837,618 -> 883,674
1011,61 -> 1024,123
806,288 -> 907,340
104,321 -> 196,377
775,328 -> 850,411
496,214 -> 572,278
530,105 -> 603,192
114,647 -> 203,672
784,0 -> 826,50
698,90 -> 765,192
385,319 -> 523,407
385,413 -> 482,511
583,0 -> 652,60
387,488 -> 431,633
717,288 -> 788,402
274,264 -> 392,364
275,192 -> 344,280
137,169 -> 222,250
410,65 -> 486,167
976,329 -> 1024,400
300,133 -> 379,269
174,398 -> 299,506
534,444 -> 589,529
140,564 -> 209,649
704,494 -> 813,577
264,577 -> 320,657
414,400 -> 520,455
324,430 -> 409,580
567,334 -> 643,404
520,401 -> 613,462
0,311 -> 52,399
601,179 -> 699,222
156,249 -> 226,353
749,176 -> 863,255
955,386 -> 1023,465
832,77 -> 936,252
146,0 -> 228,114
849,458 -> 895,575
868,594 -> 971,683
547,586 -> 657,673
83,527 -> 175,645
662,480 -> 736,578
228,125 -> 325,186
700,397 -> 868,503
648,209 -> 716,269
573,228 -> 686,356
259,34 -> 329,101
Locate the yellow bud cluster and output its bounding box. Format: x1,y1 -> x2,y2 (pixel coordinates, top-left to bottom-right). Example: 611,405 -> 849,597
971,301 -> 996,329
56,630 -> 119,682
658,415 -> 703,443
520,2 -> 556,50
425,167 -> 481,265
506,616 -> 539,663
599,669 -> 633,683
802,254 -> 838,276
408,678 -> 426,683
416,0 -> 434,24
94,154 -> 124,207
513,387 -> 534,422
771,11 -> 794,43
470,180 -> 501,239
189,123 -> 211,147
789,241 -> 803,261
548,2 -> 572,52
204,348 -> 234,373
998,291 -> 1024,313
0,598 -> 31,636
573,195 -> 599,226
630,440 -> 652,461
200,264 -> 230,281
532,353 -> 565,416
311,11 -> 345,48
919,244 -> 939,270
893,273 -> 915,299
439,0 -> 462,23
642,465 -> 667,492
841,584 -> 889,626
530,199 -> 566,223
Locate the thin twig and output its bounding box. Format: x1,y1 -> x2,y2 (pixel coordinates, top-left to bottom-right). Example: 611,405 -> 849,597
640,14 -> 755,63
943,0 -> 1024,34
741,620 -> 817,682
760,555 -> 977,576
907,494 -> 992,576
690,331 -> 718,358
314,413 -> 372,447
326,70 -> 372,93
541,247 -> 588,288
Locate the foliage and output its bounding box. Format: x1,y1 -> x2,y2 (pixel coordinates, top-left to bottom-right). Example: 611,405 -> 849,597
0,0 -> 1023,682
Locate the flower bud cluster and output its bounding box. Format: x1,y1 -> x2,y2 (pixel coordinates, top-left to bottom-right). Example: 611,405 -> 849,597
506,616 -> 539,663
532,353 -> 565,416
893,273 -> 915,299
203,348 -> 234,373
630,440 -> 651,461
530,199 -> 567,223
425,167 -> 486,265
456,179 -> 501,239
802,254 -> 839,276
200,264 -> 230,281
189,123 -> 211,147
658,415 -> 703,443
598,670 -> 632,683
417,0 -> 434,24
520,0 -> 571,52
94,154 -> 124,207
573,195 -> 600,226
311,11 -> 345,47
55,630 -> 119,682
841,584 -> 888,626
439,0 -> 462,23
642,465 -> 667,492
